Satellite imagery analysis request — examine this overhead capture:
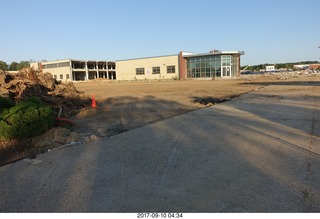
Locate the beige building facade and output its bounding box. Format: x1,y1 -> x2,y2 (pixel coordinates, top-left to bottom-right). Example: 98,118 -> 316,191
116,55 -> 179,80
30,59 -> 116,82
30,50 -> 244,81
41,59 -> 72,81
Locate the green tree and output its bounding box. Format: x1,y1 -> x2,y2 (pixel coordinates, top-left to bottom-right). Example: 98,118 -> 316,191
0,61 -> 8,70
9,61 -> 19,71
17,61 -> 30,70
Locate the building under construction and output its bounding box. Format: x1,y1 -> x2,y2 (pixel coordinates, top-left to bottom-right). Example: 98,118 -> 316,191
30,50 -> 244,81
30,59 -> 116,82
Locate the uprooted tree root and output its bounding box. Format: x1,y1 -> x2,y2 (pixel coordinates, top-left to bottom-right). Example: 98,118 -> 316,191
1,68 -> 90,117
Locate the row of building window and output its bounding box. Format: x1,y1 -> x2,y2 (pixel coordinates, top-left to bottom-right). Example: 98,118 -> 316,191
43,62 -> 116,70
72,62 -> 115,70
53,74 -> 70,80
43,62 -> 70,69
136,66 -> 176,75
186,55 -> 236,78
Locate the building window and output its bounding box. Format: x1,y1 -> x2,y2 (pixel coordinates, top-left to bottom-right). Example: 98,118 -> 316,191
152,66 -> 160,74
42,62 -> 69,69
43,63 -> 56,69
186,56 -> 224,78
221,55 -> 231,66
57,62 -> 70,68
66,74 -> 70,80
167,65 -> 175,73
60,74 -> 63,79
53,75 -> 57,79
136,68 -> 145,75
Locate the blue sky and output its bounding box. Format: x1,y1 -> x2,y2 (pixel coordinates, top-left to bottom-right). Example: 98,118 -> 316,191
0,0 -> 319,66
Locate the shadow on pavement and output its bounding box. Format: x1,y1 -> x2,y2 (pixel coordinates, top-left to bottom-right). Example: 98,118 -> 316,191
1,85 -> 320,212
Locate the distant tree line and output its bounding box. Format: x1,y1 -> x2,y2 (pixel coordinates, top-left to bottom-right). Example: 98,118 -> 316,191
0,60 -> 30,71
241,61 -> 319,71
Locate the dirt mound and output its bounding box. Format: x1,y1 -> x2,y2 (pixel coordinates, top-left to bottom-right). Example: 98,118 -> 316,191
1,68 -> 90,117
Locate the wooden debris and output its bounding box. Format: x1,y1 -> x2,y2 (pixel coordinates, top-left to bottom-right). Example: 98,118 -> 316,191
0,68 -> 90,117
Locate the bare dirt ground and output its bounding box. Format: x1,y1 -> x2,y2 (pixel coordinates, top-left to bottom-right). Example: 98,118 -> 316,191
70,78 -> 264,137
1,75 -> 319,166
70,75 -> 320,137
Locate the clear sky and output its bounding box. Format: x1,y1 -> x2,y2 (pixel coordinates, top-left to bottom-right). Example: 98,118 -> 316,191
1,0 -> 319,66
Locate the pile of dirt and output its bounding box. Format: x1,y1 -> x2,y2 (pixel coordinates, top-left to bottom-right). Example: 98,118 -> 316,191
0,68 -> 90,117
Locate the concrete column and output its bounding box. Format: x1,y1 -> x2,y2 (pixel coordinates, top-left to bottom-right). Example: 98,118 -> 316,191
96,62 -> 99,79
69,60 -> 73,81
106,61 -> 109,79
237,55 -> 240,77
85,61 -> 89,80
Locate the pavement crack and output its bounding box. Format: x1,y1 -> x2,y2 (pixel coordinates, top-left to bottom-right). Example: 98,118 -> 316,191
160,138 -> 178,186
302,96 -> 317,205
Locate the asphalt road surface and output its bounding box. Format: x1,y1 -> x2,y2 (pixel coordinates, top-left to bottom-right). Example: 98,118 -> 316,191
0,83 -> 319,212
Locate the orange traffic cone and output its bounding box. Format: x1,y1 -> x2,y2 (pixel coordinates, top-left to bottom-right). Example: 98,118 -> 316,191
91,94 -> 97,108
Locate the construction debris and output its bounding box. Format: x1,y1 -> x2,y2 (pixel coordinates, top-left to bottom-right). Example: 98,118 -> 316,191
0,68 -> 90,117
241,69 -> 320,80
264,69 -> 320,80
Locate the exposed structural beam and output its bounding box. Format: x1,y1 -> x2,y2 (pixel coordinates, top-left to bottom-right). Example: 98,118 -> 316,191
69,60 -> 116,81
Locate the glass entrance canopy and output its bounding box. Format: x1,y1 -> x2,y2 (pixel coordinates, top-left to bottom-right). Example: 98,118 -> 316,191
184,51 -> 244,78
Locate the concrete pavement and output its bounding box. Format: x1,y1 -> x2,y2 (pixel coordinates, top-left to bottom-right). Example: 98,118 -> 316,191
0,83 -> 320,212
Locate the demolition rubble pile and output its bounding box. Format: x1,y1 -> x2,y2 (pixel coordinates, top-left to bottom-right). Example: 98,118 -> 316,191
241,69 -> 320,80
0,68 -> 90,117
264,69 -> 320,80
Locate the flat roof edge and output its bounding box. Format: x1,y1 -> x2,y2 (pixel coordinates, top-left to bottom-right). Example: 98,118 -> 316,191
183,51 -> 245,57
116,54 -> 178,62
40,59 -> 71,64
40,59 -> 115,64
